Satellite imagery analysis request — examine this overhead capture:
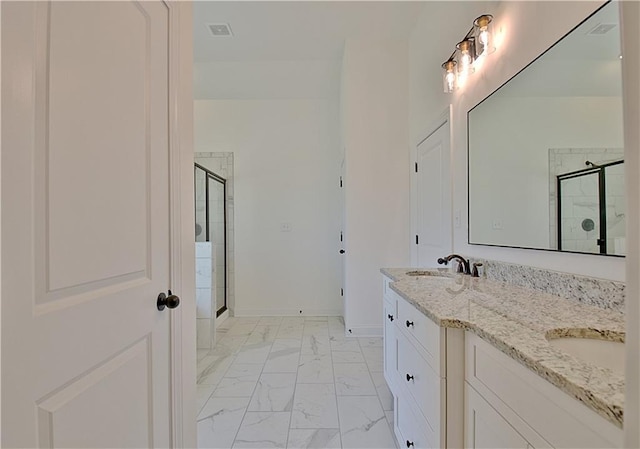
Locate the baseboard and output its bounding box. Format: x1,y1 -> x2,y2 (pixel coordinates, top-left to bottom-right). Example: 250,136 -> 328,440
342,325 -> 383,338
233,308 -> 343,317
216,309 -> 229,324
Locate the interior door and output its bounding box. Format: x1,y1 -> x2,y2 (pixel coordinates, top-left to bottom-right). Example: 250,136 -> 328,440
416,121 -> 452,267
2,2 -> 175,447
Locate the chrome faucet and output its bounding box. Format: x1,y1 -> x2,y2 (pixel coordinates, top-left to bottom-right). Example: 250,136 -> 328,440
437,254 -> 471,275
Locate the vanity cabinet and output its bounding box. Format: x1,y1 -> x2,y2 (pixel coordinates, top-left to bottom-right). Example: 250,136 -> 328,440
382,276 -> 397,389
382,275 -> 464,448
464,332 -> 622,449
465,385 -> 530,449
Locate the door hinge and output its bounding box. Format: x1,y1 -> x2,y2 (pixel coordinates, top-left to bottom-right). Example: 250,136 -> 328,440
339,176 -> 343,188
415,235 -> 419,245
341,288 -> 344,297
415,162 -> 418,173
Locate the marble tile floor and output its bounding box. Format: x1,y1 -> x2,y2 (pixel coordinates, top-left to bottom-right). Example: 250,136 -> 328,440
196,316 -> 397,449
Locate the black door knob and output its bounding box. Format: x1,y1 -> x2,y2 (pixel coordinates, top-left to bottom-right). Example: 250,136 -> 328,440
406,320 -> 414,328
406,373 -> 414,382
406,440 -> 414,448
388,314 -> 394,322
339,249 -> 345,254
157,290 -> 180,311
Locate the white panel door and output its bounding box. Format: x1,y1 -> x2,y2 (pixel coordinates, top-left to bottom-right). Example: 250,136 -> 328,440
416,122 -> 452,267
2,2 -> 175,447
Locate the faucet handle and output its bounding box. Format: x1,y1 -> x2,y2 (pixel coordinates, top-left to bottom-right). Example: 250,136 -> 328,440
472,262 -> 484,278
437,257 -> 448,265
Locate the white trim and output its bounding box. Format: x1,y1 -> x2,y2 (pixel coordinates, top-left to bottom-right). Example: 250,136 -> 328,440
410,106 -> 454,266
0,1 -> 3,435
167,2 -> 196,448
621,1 -> 640,447
234,308 -> 343,317
343,325 -> 383,338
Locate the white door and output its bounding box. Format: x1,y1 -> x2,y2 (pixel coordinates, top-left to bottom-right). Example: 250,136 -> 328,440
2,2 -> 176,446
415,120 -> 452,267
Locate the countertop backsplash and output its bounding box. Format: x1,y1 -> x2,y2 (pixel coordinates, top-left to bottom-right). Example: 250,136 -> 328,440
468,258 -> 625,313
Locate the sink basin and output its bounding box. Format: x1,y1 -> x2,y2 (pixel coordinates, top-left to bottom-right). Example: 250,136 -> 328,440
547,336 -> 625,374
405,270 -> 453,278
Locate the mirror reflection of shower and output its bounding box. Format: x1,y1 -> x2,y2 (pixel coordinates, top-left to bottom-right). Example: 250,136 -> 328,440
556,159 -> 625,255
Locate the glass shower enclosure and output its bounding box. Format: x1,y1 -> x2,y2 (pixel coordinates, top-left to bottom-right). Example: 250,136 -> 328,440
195,163 -> 228,316
557,160 -> 624,255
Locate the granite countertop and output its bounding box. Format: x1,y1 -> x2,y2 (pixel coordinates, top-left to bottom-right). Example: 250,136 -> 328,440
381,267 -> 626,428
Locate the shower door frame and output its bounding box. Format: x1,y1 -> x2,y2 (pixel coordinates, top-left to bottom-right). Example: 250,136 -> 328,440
194,162 -> 228,317
556,159 -> 623,254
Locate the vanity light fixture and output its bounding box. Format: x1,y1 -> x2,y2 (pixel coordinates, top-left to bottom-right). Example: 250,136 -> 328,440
473,14 -> 495,58
441,13 -> 497,93
442,60 -> 458,93
456,38 -> 475,80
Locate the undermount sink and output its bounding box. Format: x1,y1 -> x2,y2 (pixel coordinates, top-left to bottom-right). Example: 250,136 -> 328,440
546,335 -> 625,374
405,270 -> 453,278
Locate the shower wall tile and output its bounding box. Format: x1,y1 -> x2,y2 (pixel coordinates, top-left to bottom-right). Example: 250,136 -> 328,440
197,318 -> 213,349
196,242 -> 212,259
197,288 -> 212,319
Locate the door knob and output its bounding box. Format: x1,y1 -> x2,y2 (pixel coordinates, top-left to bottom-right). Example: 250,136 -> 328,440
406,320 -> 414,328
157,290 -> 180,311
406,373 -> 414,382
388,314 -> 394,322
339,249 -> 345,254
406,441 -> 414,448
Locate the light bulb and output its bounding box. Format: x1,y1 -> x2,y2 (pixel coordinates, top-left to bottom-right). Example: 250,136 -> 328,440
441,60 -> 457,93
456,39 -> 475,77
473,15 -> 495,58
445,72 -> 455,91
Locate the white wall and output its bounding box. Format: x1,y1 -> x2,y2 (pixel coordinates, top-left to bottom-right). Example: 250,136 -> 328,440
341,38 -> 410,335
194,99 -> 342,316
409,1 -> 625,281
469,95 -> 623,248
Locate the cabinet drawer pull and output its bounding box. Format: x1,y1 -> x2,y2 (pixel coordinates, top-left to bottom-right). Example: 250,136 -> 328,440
388,314 -> 394,322
406,320 -> 414,328
406,441 -> 414,448
406,373 -> 414,382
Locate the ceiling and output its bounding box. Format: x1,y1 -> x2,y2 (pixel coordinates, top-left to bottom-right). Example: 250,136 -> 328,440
192,1 -> 425,99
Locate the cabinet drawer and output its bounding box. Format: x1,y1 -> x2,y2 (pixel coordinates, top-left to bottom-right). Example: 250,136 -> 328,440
396,392 -> 433,449
397,330 -> 443,436
397,297 -> 442,374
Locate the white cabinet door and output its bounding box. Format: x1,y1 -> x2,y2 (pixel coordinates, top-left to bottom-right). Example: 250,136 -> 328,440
465,384 -> 530,449
383,299 -> 397,391
2,2 -> 175,446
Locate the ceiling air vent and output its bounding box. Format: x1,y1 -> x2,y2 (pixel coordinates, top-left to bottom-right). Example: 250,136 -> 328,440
586,23 -> 617,35
207,23 -> 233,37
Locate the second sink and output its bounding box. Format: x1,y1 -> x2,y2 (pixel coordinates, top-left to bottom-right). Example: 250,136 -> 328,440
547,335 -> 625,374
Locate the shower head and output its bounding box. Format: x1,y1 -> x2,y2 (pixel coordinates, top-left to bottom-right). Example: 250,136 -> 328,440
585,160 -> 600,168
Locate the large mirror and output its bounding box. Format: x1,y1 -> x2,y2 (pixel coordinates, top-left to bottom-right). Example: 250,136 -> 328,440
468,1 -> 624,256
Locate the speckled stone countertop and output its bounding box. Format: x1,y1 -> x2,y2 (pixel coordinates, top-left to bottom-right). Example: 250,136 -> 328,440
381,267 -> 625,428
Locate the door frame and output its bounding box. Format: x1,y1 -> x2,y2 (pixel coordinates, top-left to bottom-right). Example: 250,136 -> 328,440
167,2 -> 196,447
410,106 -> 453,266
